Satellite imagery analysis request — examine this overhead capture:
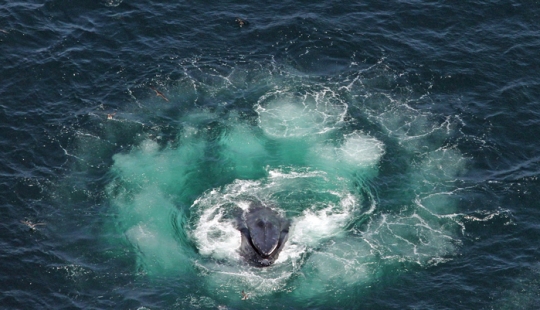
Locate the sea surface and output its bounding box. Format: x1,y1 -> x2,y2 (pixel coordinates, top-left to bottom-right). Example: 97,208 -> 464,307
1,0 -> 540,309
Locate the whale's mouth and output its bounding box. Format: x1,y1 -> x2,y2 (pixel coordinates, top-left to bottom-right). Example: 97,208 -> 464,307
249,237 -> 276,261
239,204 -> 290,267
248,219 -> 280,257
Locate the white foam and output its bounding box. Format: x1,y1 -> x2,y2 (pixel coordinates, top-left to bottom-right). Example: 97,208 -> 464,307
290,194 -> 357,247
189,170 -> 362,294
305,131 -> 384,180
255,92 -> 346,138
339,132 -> 385,168
268,168 -> 328,181
291,209 -> 347,244
191,168 -> 359,260
139,139 -> 159,154
191,203 -> 240,260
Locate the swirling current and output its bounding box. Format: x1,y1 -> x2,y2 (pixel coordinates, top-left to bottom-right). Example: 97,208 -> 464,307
2,1 -> 540,309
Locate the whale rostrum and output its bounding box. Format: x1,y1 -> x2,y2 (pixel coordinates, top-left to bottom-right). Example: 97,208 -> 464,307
237,202 -> 290,267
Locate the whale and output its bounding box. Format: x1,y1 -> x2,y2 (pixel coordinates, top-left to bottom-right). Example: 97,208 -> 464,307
236,202 -> 290,267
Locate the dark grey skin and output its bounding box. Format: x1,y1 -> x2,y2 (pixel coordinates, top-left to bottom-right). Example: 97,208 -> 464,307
236,202 -> 290,267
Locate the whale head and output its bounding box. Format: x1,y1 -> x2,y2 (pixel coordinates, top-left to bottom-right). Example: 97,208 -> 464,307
238,202 -> 290,267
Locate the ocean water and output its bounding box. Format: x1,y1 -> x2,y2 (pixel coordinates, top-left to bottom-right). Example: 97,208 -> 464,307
1,0 -> 540,309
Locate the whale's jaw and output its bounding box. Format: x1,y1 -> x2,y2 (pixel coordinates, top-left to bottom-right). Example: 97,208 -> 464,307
237,202 -> 290,267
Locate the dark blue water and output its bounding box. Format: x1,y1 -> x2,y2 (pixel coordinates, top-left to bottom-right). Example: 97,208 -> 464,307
2,0 -> 540,309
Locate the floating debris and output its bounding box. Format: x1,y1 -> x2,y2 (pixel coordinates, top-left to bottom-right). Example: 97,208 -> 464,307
149,86 -> 169,102
20,220 -> 46,231
235,18 -> 248,28
107,113 -> 116,120
241,290 -> 248,300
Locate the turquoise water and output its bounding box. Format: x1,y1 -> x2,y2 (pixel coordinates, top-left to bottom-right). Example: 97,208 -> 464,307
2,0 -> 540,308
99,65 -> 463,304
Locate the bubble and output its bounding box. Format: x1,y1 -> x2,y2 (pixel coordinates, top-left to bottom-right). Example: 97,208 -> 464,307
339,132 -> 385,168
256,91 -> 347,138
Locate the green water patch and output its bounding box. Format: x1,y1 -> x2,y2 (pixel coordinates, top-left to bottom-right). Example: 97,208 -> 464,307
59,62 -> 467,303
